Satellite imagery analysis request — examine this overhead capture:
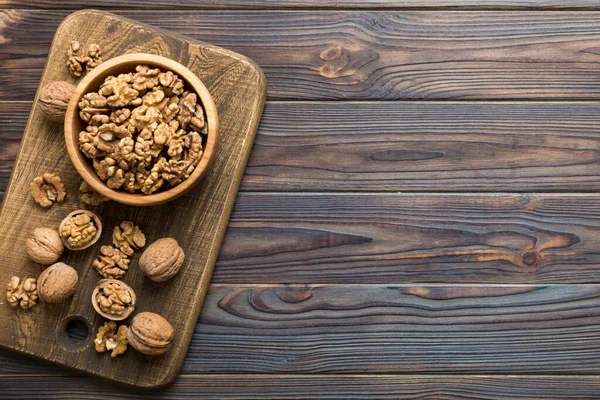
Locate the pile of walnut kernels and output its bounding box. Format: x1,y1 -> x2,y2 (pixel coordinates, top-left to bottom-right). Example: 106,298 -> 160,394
78,65 -> 207,194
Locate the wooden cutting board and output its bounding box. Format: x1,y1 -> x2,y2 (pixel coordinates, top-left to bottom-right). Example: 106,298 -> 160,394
0,9 -> 266,387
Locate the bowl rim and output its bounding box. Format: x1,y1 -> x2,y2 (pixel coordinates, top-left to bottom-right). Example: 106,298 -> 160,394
64,53 -> 219,206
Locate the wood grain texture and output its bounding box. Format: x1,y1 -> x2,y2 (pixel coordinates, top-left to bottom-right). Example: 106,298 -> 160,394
244,102 -> 600,191
176,283 -> 600,373
0,102 -> 25,199
2,374 -> 600,399
6,10 -> 600,101
0,10 -> 265,387
4,0 -> 600,9
6,101 -> 600,193
3,284 -> 600,374
215,193 -> 600,283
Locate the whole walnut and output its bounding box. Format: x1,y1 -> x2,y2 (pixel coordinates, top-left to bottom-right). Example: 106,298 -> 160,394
139,238 -> 185,282
126,312 -> 174,355
38,81 -> 76,123
26,228 -> 64,265
37,262 -> 78,304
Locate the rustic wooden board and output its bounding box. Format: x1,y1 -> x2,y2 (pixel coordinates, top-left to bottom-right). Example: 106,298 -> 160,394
3,0 -> 600,9
0,9 -> 266,387
6,101 -> 600,193
5,10 -> 600,101
2,374 -> 600,399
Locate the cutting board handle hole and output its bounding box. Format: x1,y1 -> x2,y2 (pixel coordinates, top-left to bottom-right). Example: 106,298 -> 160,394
58,316 -> 91,351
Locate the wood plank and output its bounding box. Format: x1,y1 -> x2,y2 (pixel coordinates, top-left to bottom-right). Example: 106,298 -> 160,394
6,10 -> 600,101
2,374 -> 600,399
5,101 -> 600,193
0,9 -> 266,388
3,1 -> 600,9
216,193 -> 600,283
245,101 -> 600,191
4,284 -> 600,374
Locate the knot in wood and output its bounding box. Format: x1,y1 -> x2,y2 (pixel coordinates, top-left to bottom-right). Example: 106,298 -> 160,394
522,251 -> 541,267
320,45 -> 343,61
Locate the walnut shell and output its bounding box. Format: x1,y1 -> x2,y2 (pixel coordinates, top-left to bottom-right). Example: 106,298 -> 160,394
59,210 -> 102,250
126,312 -> 174,355
38,81 -> 76,123
26,227 -> 64,265
91,279 -> 136,321
37,262 -> 78,304
139,238 -> 185,282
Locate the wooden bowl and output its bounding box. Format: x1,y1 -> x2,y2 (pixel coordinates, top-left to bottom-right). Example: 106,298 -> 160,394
64,53 -> 219,206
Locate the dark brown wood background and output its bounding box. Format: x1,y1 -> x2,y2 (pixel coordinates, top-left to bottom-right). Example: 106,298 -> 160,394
4,1 -> 600,398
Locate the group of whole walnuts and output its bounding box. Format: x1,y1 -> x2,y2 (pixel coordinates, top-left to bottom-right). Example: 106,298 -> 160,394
8,203 -> 186,357
77,65 -> 207,195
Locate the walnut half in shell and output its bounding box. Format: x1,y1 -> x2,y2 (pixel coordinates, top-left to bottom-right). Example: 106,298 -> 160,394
91,279 -> 136,321
59,210 -> 102,250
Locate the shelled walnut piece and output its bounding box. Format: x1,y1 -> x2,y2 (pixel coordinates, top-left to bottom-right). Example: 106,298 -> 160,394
113,221 -> 146,256
92,245 -> 130,279
77,64 -> 207,195
91,279 -> 136,321
59,210 -> 102,250
30,173 -> 66,208
6,276 -> 38,310
79,181 -> 109,206
67,41 -> 102,77
94,321 -> 128,357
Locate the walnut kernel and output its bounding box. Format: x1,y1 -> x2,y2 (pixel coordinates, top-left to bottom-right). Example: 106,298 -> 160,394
67,41 -> 102,77
80,181 -> 109,206
92,245 -> 130,279
6,276 -> 38,310
30,173 -> 66,208
94,321 -> 128,357
67,41 -> 84,77
112,221 -> 146,256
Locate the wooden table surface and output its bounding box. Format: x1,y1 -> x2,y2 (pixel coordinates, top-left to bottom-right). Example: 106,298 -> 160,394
4,1 -> 600,399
